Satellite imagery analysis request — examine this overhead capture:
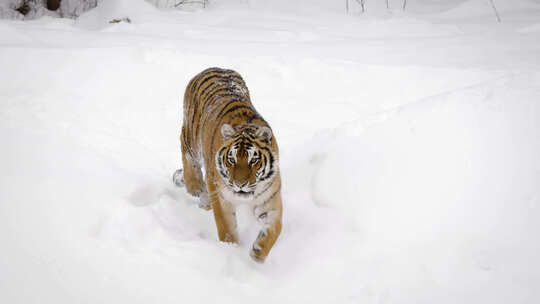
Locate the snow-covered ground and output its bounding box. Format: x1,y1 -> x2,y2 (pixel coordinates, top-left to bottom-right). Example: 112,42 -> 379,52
1,0 -> 540,303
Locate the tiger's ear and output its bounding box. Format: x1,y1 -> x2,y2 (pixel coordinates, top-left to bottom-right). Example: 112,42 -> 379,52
221,124 -> 235,139
256,126 -> 273,143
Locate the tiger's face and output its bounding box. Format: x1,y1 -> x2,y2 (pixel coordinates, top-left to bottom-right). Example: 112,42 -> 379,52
216,124 -> 277,201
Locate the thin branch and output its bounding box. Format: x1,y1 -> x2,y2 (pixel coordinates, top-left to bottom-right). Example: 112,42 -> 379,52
488,0 -> 502,22
174,0 -> 208,8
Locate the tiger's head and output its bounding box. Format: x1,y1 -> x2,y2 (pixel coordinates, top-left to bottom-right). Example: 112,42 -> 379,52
216,123 -> 277,201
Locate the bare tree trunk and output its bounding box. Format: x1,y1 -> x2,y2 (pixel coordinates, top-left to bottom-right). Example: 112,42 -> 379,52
47,0 -> 61,11
355,0 -> 365,13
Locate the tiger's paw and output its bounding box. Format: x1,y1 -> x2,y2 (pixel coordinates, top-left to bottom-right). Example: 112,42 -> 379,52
250,231 -> 268,263
250,243 -> 266,263
172,169 -> 184,187
198,191 -> 211,210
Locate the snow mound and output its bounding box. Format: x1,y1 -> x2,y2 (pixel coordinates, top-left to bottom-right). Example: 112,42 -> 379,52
59,0 -> 99,18
76,0 -> 159,29
310,72 -> 540,302
518,23 -> 540,32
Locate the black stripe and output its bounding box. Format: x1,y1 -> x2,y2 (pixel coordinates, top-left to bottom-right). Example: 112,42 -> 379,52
199,82 -> 224,104
212,92 -> 246,103
189,72 -> 222,131
190,70 -> 217,96
202,87 -> 237,105
258,148 -> 275,181
262,155 -> 268,172
199,75 -> 245,106
215,104 -> 253,123
197,73 -> 244,99
262,188 -> 280,205
198,99 -> 242,146
198,81 -> 221,103
216,146 -> 226,167
254,177 -> 275,199
196,75 -> 223,102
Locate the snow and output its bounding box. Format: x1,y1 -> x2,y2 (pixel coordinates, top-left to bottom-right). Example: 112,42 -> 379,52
1,0 -> 540,303
519,23 -> 540,32
77,0 -> 158,29
0,0 -> 23,20
60,0 -> 99,18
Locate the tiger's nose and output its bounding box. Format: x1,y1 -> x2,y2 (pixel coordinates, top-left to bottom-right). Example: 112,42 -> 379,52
235,181 -> 248,188
232,181 -> 250,192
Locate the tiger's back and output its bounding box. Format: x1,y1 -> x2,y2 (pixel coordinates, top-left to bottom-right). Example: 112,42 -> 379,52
182,68 -> 255,158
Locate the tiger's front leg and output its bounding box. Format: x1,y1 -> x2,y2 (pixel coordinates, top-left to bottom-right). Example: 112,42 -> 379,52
206,175 -> 238,243
251,194 -> 283,263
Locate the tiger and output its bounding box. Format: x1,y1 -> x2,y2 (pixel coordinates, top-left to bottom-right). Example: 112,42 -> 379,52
173,67 -> 282,263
